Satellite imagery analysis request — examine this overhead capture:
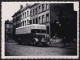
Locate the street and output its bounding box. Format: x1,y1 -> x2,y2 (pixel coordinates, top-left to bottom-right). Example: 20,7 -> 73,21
5,40 -> 77,56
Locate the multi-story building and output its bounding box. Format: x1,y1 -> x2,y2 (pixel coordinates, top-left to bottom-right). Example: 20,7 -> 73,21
5,20 -> 13,41
30,3 -> 50,34
12,3 -> 77,40
12,4 -> 31,39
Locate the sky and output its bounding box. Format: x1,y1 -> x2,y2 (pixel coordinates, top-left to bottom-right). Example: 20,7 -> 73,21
1,2 -> 79,23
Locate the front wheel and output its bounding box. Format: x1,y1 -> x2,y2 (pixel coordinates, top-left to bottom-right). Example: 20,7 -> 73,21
32,40 -> 38,46
33,40 -> 36,46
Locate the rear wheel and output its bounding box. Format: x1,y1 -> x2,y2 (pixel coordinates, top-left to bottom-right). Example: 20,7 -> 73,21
17,38 -> 22,44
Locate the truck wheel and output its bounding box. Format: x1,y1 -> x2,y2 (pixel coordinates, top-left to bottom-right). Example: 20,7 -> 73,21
32,38 -> 39,46
18,38 -> 22,44
33,40 -> 36,46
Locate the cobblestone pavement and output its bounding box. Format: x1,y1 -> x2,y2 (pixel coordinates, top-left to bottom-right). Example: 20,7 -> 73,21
5,41 -> 77,56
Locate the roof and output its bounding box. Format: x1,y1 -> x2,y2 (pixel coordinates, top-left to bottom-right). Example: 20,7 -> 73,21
12,3 -> 39,17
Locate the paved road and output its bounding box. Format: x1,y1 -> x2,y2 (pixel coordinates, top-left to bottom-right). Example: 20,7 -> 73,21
5,41 -> 77,56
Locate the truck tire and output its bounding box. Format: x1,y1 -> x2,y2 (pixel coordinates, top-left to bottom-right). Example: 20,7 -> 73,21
18,38 -> 22,44
33,40 -> 36,46
32,38 -> 38,46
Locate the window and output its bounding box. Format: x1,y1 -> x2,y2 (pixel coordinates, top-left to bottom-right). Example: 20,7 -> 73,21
25,21 -> 26,26
21,14 -> 22,19
30,10 -> 32,16
39,16 -> 41,23
27,20 -> 30,24
37,30 -> 40,33
42,15 -> 44,23
41,30 -> 46,33
42,4 -> 45,11
33,19 -> 35,24
38,5 -> 41,13
23,13 -> 24,19
27,11 -> 29,17
46,3 -> 49,9
47,26 -> 49,34
35,8 -> 38,15
23,21 -> 24,26
25,12 -> 26,18
31,29 -> 35,33
30,20 -> 32,24
46,13 -> 49,22
36,18 -> 38,24
33,9 -> 35,16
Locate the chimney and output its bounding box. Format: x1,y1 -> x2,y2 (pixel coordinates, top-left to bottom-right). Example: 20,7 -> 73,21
20,5 -> 23,9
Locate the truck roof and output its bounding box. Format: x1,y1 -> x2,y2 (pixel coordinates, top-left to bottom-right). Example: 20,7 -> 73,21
16,24 -> 46,30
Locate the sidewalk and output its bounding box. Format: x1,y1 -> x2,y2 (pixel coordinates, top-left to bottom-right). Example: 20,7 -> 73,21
6,39 -> 15,43
50,42 -> 77,50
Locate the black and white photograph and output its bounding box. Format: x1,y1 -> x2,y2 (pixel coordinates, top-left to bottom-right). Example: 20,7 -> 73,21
1,1 -> 79,59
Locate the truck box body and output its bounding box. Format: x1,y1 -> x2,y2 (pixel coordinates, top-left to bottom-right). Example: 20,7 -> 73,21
16,24 -> 46,35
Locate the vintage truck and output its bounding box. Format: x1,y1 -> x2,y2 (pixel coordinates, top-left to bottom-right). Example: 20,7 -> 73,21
15,24 -> 50,46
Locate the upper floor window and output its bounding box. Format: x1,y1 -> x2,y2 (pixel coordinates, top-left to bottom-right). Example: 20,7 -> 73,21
33,9 -> 35,16
36,18 -> 38,24
21,14 -> 22,19
23,21 -> 24,26
30,20 -> 32,24
27,11 -> 29,17
23,13 -> 24,19
25,12 -> 26,18
33,19 -> 35,24
35,8 -> 38,15
25,21 -> 26,26
27,20 -> 30,24
30,10 -> 32,16
46,13 -> 49,22
38,5 -> 41,13
46,3 -> 49,9
42,4 -> 45,11
39,16 -> 41,23
42,15 -> 45,23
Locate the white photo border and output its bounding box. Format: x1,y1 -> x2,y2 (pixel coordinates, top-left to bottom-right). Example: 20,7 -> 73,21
1,1 -> 79,59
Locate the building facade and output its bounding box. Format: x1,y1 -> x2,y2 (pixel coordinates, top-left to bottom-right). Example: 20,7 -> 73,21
5,20 -> 13,41
12,3 -> 77,41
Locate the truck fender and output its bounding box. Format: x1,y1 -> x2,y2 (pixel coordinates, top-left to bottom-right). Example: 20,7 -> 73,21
33,38 -> 39,42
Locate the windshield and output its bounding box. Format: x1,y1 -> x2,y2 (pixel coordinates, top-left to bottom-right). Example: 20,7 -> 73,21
31,29 -> 46,33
